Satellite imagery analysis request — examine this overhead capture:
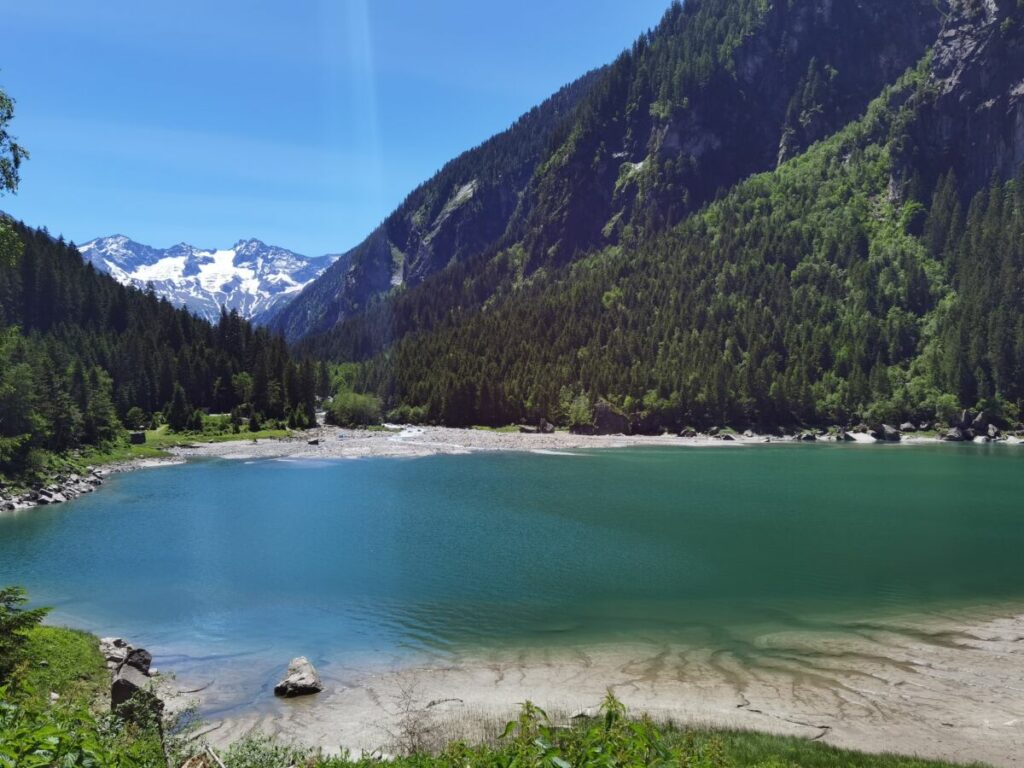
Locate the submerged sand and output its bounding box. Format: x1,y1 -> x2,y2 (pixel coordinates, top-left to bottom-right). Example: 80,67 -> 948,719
166,608 -> 1024,766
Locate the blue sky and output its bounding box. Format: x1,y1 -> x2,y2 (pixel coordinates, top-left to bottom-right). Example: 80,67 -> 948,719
1,1 -> 670,256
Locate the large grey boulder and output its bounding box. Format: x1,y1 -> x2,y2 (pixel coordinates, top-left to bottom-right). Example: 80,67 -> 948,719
592,401 -> 630,435
943,426 -> 965,442
273,656 -> 323,698
111,664 -> 163,717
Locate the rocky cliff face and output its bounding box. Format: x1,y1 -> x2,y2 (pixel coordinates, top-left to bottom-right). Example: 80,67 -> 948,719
894,0 -> 1024,199
513,0 -> 946,272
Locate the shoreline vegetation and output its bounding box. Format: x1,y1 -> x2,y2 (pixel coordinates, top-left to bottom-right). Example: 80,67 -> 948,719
0,591 -> 1013,768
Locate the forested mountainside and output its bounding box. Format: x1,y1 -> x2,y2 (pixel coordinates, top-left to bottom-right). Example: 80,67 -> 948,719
0,221 -> 320,481
274,0 -> 944,342
306,0 -> 1024,431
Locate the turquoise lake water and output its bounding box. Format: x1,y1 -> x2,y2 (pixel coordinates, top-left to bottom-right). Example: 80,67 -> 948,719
1,444 -> 1022,700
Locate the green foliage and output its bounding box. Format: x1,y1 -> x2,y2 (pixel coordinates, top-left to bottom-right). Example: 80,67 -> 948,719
560,390 -> 594,429
221,733 -> 313,768
0,588 -> 48,682
164,384 -> 192,432
0,687 -> 162,768
328,391 -> 382,428
0,221 -> 316,481
13,627 -> 109,709
299,61 -> 1024,434
123,407 -> 147,430
0,86 -> 27,196
0,222 -> 22,269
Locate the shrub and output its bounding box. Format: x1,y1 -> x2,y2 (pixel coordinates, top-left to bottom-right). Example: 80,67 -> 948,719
123,407 -> 147,431
328,392 -> 382,428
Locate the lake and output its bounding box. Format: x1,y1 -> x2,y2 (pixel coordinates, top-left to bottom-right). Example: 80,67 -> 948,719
1,442 -> 1023,716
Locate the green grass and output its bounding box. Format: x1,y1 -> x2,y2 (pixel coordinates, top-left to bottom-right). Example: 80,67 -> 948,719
76,425 -> 292,466
14,626 -> 109,709
679,729 -> 990,768
472,424 -> 524,433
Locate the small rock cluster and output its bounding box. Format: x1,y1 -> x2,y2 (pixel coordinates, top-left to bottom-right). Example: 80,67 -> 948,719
100,637 -> 163,714
1,470 -> 105,512
940,410 -> 1009,443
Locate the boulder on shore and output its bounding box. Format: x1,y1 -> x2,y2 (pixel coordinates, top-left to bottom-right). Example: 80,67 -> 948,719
881,424 -> 902,442
274,656 -> 323,698
111,663 -> 163,716
571,401 -> 630,436
943,426 -> 965,442
539,419 -> 555,434
900,422 -> 917,433
124,648 -> 153,675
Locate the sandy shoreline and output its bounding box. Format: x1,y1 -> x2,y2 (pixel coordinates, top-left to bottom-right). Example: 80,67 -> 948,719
171,607 -> 1024,766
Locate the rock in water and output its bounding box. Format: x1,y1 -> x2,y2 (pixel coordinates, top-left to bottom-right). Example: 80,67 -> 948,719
882,424 -> 902,442
274,656 -> 323,698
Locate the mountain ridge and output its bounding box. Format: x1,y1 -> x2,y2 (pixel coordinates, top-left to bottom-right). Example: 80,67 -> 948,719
273,0 -> 946,343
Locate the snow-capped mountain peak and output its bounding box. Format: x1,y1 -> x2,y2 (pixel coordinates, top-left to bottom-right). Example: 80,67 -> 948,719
78,236 -> 340,324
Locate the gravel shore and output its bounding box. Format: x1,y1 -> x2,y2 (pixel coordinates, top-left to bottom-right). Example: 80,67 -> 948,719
166,424 -> 957,464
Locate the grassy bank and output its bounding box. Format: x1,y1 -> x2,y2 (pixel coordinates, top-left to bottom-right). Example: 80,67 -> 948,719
1,622 -> 167,767
81,425 -> 292,465
2,425 -> 294,492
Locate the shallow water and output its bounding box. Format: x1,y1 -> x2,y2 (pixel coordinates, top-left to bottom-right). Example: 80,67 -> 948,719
1,443 -> 1022,708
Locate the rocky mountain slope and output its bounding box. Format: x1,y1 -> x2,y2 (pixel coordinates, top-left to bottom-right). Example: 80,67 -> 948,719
267,72 -> 602,340
305,0 -> 1024,431
78,236 -> 339,323
273,0 -> 945,342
